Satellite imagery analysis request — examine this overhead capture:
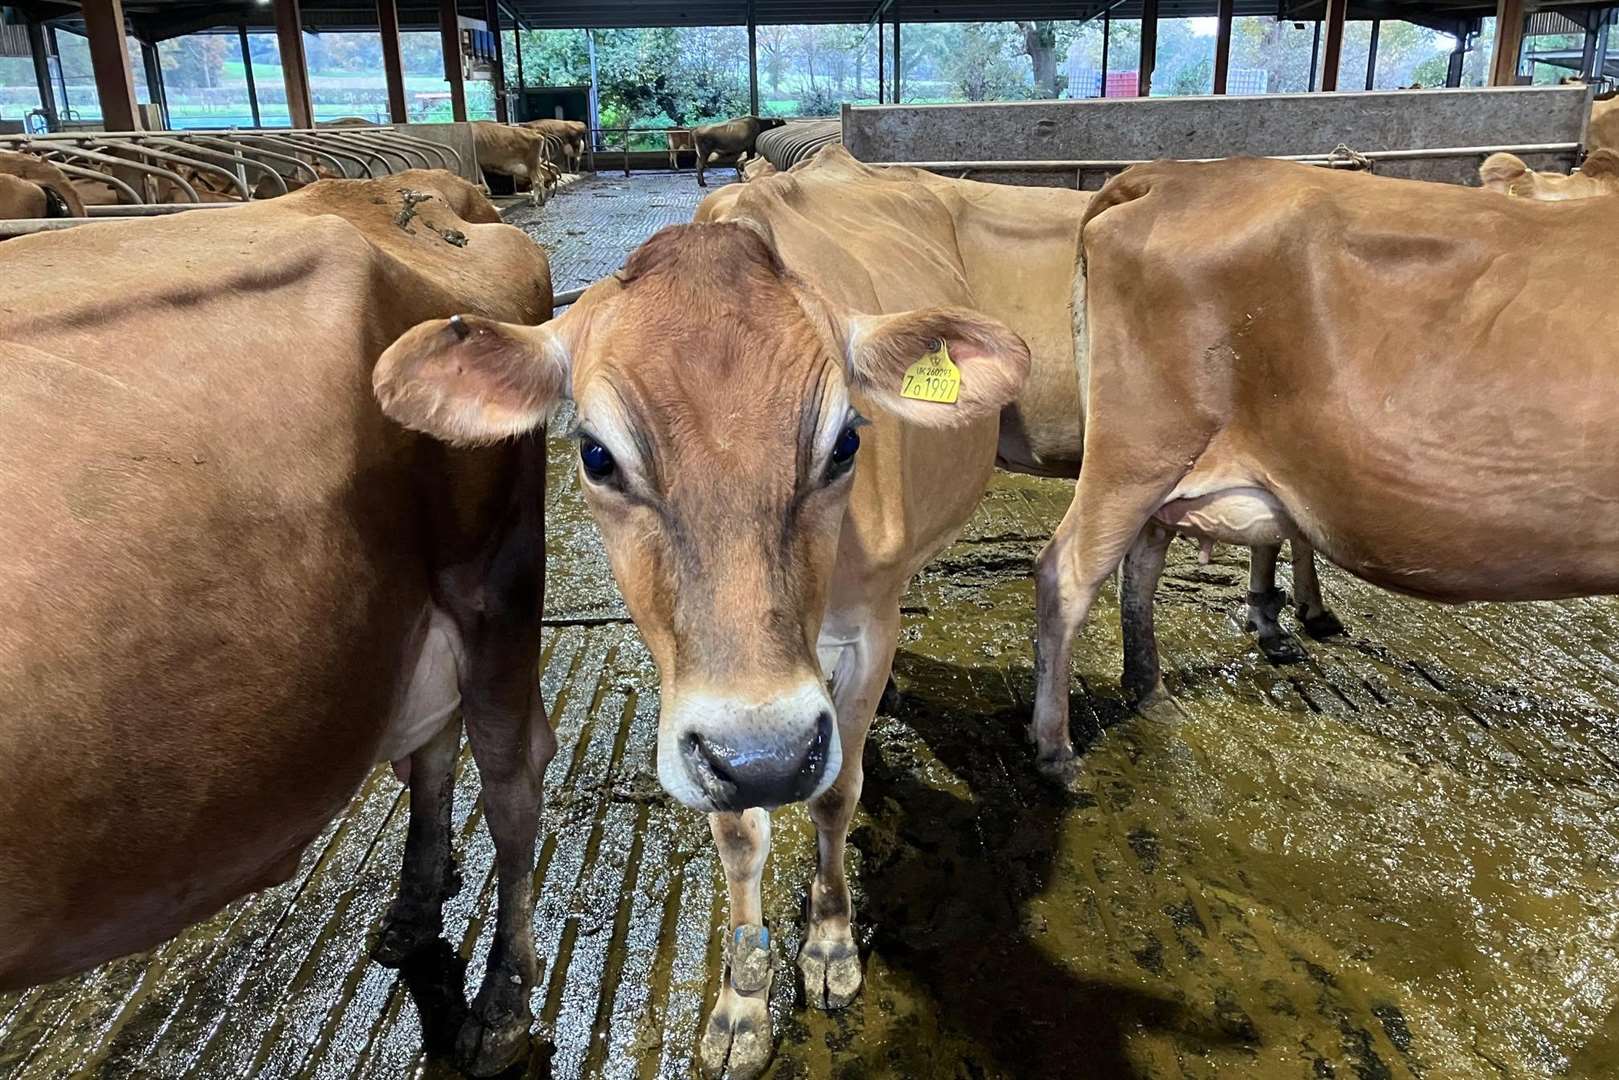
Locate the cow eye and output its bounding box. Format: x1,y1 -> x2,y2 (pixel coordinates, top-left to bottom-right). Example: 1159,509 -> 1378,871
579,437 -> 616,482
828,425 -> 860,477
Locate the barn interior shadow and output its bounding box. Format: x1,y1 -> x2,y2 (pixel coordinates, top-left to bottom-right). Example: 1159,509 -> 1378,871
844,648 -> 1249,1078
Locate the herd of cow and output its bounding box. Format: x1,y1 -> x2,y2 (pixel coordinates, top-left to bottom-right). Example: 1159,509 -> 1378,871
0,90 -> 1616,1079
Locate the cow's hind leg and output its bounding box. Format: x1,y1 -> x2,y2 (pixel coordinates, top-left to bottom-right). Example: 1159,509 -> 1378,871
449,480 -> 552,1078
800,605 -> 898,1011
695,139 -> 709,186
1033,474 -> 1177,782
700,808 -> 774,1080
456,670 -> 552,1077
373,715 -> 463,966
1291,540 -> 1346,639
1120,522 -> 1173,707
1245,544 -> 1308,664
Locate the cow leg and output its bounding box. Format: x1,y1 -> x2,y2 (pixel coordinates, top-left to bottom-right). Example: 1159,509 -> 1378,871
700,808 -> 774,1080
1291,540 -> 1346,639
800,607 -> 897,1011
1120,522 -> 1173,706
455,669 -> 552,1078
1033,479 -> 1173,781
696,139 -> 711,187
373,715 -> 463,966
526,148 -> 544,208
1245,544 -> 1307,664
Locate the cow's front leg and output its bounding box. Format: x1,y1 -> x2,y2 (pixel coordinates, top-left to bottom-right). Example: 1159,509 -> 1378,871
373,715 -> 463,966
801,610 -> 897,1010
456,682 -> 553,1077
700,808 -> 774,1080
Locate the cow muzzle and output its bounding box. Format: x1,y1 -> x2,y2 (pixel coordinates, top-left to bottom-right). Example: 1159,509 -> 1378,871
658,679 -> 841,813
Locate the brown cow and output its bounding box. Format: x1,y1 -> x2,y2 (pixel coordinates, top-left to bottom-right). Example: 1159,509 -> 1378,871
520,118 -> 584,172
1031,157 -> 1619,778
894,149 -> 1344,666
1480,148 -> 1619,199
0,170 -> 553,1077
692,115 -> 786,187
741,155 -> 778,181
473,120 -> 560,205
666,127 -> 696,170
0,149 -> 85,220
374,153 -> 1033,1078
1594,95 -> 1618,154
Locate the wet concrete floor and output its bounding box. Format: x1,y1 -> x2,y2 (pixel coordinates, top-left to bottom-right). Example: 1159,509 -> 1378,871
2,174 -> 1617,1079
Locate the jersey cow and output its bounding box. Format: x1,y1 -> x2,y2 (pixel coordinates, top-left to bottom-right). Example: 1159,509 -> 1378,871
374,146 -> 1034,1078
1032,157 -> 1619,777
1480,148 -> 1619,199
520,118 -> 585,172
0,170 -> 554,1077
473,120 -> 561,205
0,149 -> 85,220
692,115 -> 786,187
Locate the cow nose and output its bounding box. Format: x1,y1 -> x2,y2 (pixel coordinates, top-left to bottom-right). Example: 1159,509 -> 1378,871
680,709 -> 834,811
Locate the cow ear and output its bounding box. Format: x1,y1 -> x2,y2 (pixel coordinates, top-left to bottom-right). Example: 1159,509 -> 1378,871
374,314 -> 571,446
1580,148 -> 1619,180
1479,152 -> 1527,193
844,307 -> 1030,428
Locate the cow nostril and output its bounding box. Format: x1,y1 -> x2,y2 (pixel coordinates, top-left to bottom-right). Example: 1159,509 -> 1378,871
681,731 -> 739,807
800,710 -> 833,780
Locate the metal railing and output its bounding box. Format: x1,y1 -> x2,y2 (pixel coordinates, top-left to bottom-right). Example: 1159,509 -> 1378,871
0,125 -> 466,219
874,142 -> 1589,186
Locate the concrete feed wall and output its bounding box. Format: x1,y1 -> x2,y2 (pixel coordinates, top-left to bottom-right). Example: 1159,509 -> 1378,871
843,87 -> 1592,186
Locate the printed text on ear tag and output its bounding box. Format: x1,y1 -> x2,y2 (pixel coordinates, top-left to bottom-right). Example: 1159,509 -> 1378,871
900,339 -> 961,404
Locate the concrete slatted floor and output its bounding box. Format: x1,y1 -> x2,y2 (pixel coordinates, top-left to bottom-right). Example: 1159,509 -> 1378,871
2,173 -> 1618,1079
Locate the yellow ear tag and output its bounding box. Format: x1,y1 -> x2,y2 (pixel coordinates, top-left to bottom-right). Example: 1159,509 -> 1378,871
899,339 -> 961,404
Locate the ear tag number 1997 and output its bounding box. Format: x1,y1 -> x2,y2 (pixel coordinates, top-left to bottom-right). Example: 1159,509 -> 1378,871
900,339 -> 961,405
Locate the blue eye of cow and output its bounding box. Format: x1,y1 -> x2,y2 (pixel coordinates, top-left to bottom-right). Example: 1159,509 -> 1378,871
830,426 -> 860,474
579,437 -> 615,481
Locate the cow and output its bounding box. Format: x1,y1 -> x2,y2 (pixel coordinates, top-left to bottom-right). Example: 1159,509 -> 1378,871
520,118 -> 585,173
1480,148 -> 1619,199
1030,156 -> 1619,780
373,146 -> 1036,1079
0,149 -> 85,220
667,127 -> 696,170
473,120 -> 560,205
692,115 -> 786,187
1594,94 -> 1618,154
0,170 -> 554,1078
891,150 -> 1346,667
741,155 -> 778,182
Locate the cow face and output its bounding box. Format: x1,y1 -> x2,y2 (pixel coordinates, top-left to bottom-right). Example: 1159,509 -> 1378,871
373,223 -> 1028,813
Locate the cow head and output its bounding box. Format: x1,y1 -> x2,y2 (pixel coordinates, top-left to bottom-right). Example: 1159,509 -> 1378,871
373,222 -> 1028,813
757,117 -> 787,132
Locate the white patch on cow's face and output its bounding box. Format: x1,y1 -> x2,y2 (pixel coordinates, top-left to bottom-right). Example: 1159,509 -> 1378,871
657,679 -> 841,813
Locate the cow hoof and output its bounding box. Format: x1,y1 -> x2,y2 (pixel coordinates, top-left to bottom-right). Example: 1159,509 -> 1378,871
1301,608 -> 1347,640
799,936 -> 862,1009
1034,745 -> 1082,789
1135,691 -> 1187,726
453,1006 -> 532,1078
1258,631 -> 1308,665
699,994 -> 772,1079
370,904 -> 442,967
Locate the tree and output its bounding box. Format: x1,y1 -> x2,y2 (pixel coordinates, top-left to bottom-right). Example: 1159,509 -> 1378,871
1017,21 -> 1065,98
758,26 -> 791,95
